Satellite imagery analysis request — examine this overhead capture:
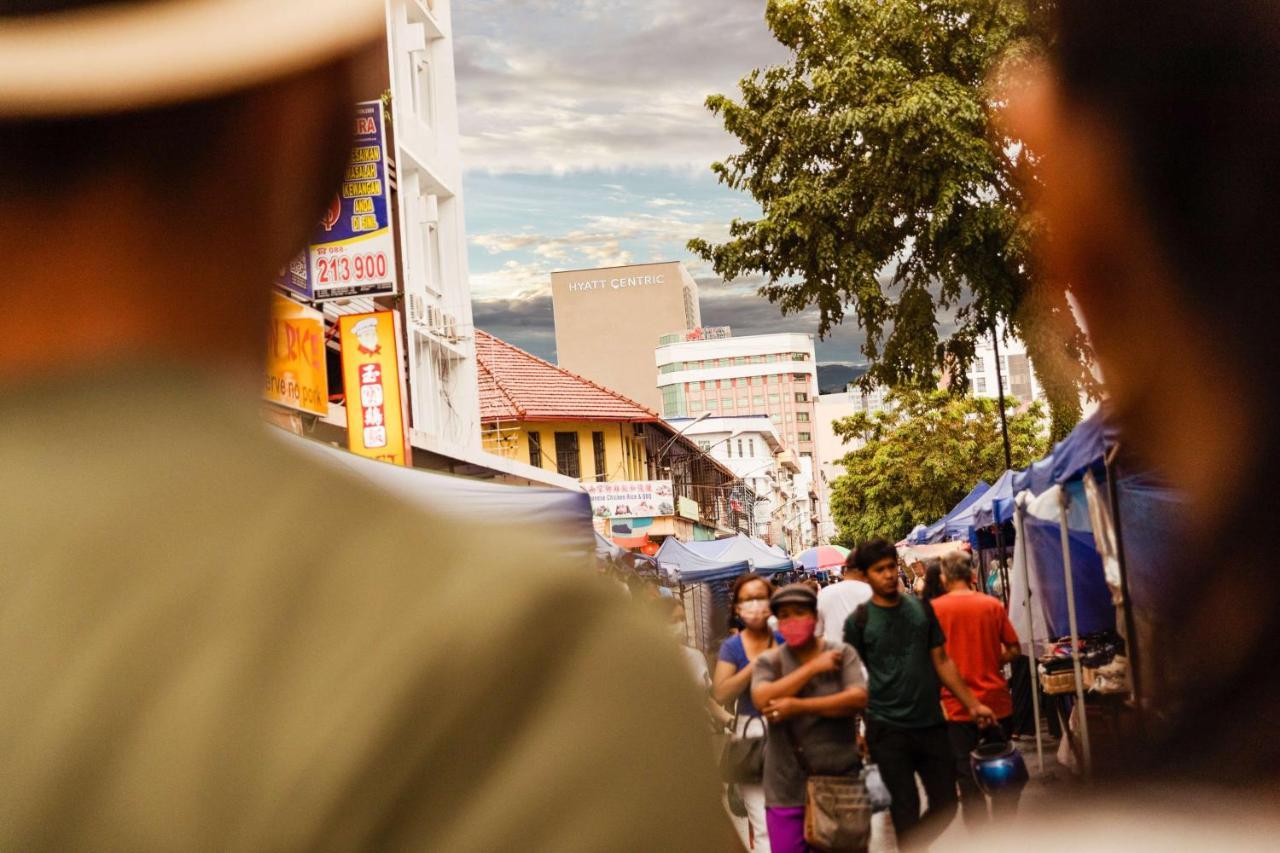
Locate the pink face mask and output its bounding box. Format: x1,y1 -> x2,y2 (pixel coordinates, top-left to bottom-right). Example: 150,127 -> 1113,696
778,616 -> 817,647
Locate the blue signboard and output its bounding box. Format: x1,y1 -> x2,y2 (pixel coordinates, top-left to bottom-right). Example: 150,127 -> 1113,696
276,100 -> 398,301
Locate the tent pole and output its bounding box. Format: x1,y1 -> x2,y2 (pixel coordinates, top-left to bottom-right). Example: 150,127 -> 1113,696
1017,500 -> 1045,775
1104,443 -> 1142,714
1059,488 -> 1093,779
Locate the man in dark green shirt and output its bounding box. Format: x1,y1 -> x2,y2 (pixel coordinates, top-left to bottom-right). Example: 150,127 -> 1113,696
845,539 -> 995,849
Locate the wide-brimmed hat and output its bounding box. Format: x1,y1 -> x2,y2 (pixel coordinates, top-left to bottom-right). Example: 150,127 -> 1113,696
0,0 -> 384,117
770,584 -> 817,615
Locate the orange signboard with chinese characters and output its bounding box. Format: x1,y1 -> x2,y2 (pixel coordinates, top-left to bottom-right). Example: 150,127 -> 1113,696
338,311 -> 410,466
264,293 -> 329,415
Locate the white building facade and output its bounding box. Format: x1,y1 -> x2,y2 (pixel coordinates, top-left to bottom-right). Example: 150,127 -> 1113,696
656,332 -> 822,549
666,415 -> 804,550
968,328 -> 1045,407
385,0 -> 481,458
813,383 -> 891,543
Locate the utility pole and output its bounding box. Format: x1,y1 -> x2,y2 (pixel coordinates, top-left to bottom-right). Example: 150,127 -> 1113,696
990,321 -> 1014,606
990,322 -> 1014,471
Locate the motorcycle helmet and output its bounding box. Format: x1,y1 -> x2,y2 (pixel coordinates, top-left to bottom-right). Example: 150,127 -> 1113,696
970,734 -> 1029,797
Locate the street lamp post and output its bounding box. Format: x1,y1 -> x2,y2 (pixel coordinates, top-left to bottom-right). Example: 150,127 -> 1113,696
656,410 -> 713,467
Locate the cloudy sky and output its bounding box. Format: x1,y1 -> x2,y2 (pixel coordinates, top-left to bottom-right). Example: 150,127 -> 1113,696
454,0 -> 869,375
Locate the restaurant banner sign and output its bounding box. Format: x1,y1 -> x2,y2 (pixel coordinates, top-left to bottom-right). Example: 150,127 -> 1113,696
338,311 -> 410,466
264,293 -> 328,415
584,480 -> 675,520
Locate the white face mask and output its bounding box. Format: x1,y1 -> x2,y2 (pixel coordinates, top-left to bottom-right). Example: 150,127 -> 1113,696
736,600 -> 771,623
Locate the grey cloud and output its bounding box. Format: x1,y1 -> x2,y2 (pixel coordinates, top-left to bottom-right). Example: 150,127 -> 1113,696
454,0 -> 789,171
472,295 -> 559,361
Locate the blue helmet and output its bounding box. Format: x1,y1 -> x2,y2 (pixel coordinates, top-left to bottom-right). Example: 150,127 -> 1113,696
969,738 -> 1029,797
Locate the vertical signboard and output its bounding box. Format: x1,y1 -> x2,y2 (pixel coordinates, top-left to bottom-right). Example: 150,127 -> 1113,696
264,293 -> 329,415
275,100 -> 398,301
339,311 -> 410,466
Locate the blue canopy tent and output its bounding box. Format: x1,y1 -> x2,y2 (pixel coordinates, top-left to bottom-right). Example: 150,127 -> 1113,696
910,481 -> 991,544
654,537 -> 751,584
683,534 -> 794,574
1013,409 -> 1119,499
971,469 -> 1019,529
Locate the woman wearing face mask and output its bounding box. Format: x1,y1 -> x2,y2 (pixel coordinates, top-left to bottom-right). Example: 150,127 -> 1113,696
714,573 -> 780,851
751,585 -> 869,853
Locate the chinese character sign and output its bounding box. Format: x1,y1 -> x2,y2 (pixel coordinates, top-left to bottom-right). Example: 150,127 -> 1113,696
264,293 -> 328,415
583,481 -> 675,520
307,100 -> 398,301
339,311 -> 409,466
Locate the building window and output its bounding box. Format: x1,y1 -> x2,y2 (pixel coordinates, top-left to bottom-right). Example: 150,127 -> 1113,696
752,396 -> 765,407
528,431 -> 543,468
554,432 -> 581,479
737,439 -> 745,458
592,431 -> 607,482
771,414 -> 782,423
793,374 -> 808,382
795,392 -> 809,403
769,375 -> 780,385
768,393 -> 780,404
748,438 -> 756,457
974,375 -> 988,394
411,49 -> 435,128
699,441 -> 711,452
801,451 -> 813,460
796,412 -> 811,423
721,397 -> 733,409
798,432 -> 812,443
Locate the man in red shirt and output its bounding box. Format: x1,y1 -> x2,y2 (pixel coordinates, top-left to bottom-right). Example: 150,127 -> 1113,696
931,551 -> 1022,828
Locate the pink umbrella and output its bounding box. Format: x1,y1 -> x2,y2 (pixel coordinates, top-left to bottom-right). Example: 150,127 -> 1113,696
796,545 -> 851,572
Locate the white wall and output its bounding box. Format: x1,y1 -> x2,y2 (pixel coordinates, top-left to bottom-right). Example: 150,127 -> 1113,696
386,0 -> 481,457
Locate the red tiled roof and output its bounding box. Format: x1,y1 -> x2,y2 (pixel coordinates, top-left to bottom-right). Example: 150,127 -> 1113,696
476,330 -> 661,424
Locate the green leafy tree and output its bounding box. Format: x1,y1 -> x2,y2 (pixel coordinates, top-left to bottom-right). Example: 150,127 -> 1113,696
690,0 -> 1092,440
829,389 -> 1047,545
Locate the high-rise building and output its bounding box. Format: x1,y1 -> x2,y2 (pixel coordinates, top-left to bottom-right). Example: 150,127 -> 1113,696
968,328 -> 1045,406
655,331 -> 822,548
551,262 -> 701,412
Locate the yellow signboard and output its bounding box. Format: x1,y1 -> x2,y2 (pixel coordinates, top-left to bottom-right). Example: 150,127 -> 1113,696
338,311 -> 410,466
264,293 -> 329,415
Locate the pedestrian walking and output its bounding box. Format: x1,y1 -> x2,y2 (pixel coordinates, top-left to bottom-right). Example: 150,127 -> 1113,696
930,552 -> 1023,829
0,2 -> 732,849
918,561 -> 946,602
816,553 -> 873,646
752,585 -> 868,853
714,573 -> 780,851
844,539 -> 996,850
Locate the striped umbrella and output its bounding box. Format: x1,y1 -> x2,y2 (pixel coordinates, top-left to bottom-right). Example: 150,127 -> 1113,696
796,545 -> 851,572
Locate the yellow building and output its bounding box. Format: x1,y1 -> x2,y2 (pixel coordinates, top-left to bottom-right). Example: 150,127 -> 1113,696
476,331 -> 748,546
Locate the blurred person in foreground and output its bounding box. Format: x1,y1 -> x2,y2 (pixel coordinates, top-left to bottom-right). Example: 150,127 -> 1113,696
844,539 -> 995,850
0,1 -> 731,850
930,552 -> 1021,829
950,0 -> 1280,848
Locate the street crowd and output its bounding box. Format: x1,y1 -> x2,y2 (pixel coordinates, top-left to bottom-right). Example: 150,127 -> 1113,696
698,542 -> 1024,853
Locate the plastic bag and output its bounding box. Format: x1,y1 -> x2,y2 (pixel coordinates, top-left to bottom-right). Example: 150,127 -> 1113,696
862,764 -> 892,813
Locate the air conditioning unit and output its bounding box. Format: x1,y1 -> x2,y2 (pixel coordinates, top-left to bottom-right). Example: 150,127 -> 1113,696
407,292 -> 428,327
442,312 -> 458,342
426,305 -> 444,331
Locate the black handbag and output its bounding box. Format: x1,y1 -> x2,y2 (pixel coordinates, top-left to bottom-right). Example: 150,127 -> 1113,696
719,713 -> 767,783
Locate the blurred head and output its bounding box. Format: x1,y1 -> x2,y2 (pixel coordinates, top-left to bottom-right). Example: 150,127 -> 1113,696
941,552 -> 974,590
921,562 -> 946,601
1001,1 -> 1280,779
0,0 -> 382,377
730,573 -> 774,632
854,538 -> 900,599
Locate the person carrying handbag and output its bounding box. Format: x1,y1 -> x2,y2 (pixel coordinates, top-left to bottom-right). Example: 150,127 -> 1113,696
752,584 -> 871,853
714,574 -> 781,850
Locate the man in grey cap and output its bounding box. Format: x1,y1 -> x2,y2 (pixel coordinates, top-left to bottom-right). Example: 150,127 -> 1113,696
0,2 -> 729,850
